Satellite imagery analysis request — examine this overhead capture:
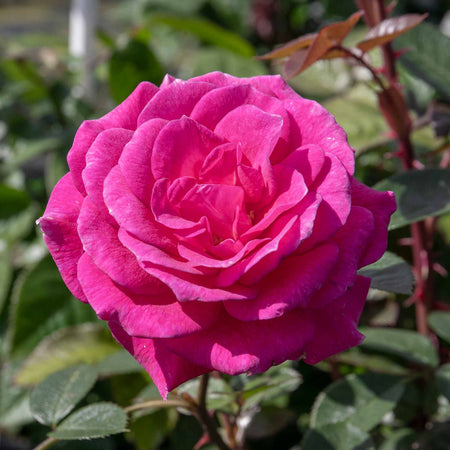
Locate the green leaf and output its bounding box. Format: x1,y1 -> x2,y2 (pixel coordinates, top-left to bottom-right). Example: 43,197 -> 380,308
378,428 -> 416,450
311,372 -> 406,432
428,311 -> 450,343
9,255 -> 97,358
436,364 -> 450,401
30,365 -> 98,427
0,184 -> 30,219
49,402 -> 128,440
374,168 -> 450,230
149,14 -> 254,57
334,347 -> 409,376
241,364 -> 302,409
128,408 -> 178,450
358,251 -> 414,294
178,377 -> 236,413
15,323 -> 119,386
394,22 -> 450,101
359,327 -> 439,367
245,406 -> 296,440
95,350 -> 143,377
0,205 -> 38,243
303,423 -> 374,450
0,362 -> 34,428
0,244 -> 12,314
109,39 -> 164,103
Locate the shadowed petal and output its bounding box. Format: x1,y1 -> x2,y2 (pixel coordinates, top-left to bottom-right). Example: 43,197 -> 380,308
109,322 -> 209,399
38,173 -> 86,302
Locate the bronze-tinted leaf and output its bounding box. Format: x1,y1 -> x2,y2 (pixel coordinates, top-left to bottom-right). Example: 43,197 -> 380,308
256,33 -> 317,60
357,14 -> 427,53
283,48 -> 308,79
290,11 -> 363,77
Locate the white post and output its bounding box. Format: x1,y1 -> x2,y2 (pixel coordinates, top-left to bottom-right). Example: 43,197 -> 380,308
69,0 -> 99,99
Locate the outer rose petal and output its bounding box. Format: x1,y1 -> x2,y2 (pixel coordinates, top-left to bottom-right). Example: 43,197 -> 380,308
78,253 -> 221,338
164,308 -> 315,375
304,276 -> 370,364
82,128 -> 133,222
109,321 -> 208,399
77,197 -> 165,295
351,179 -> 397,267
38,173 -> 86,302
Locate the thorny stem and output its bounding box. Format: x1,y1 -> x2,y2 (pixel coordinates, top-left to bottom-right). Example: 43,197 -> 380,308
374,0 -> 434,335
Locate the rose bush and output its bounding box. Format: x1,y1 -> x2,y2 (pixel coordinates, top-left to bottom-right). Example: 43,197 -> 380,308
39,72 -> 396,398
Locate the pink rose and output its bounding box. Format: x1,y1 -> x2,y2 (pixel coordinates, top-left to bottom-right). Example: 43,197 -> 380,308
39,72 -> 396,398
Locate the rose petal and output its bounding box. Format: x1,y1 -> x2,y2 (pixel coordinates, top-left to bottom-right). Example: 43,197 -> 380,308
151,116 -> 225,180
224,242 -> 339,321
82,128 -> 133,222
104,166 -> 176,251
309,206 -> 375,308
215,104 -> 283,167
109,321 -> 208,399
38,173 -> 86,301
78,253 -> 221,338
138,81 -> 216,125
164,308 -> 315,375
78,197 -> 165,295
351,179 -> 397,267
304,275 -> 370,364
119,118 -> 167,205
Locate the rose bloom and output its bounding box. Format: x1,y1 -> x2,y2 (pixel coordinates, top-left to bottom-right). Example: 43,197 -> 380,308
39,72 -> 395,398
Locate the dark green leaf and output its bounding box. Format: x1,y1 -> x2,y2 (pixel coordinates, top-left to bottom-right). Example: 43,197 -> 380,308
395,22 -> 450,101
0,244 -> 12,314
378,428 -> 417,450
436,364 -> 450,401
0,184 -> 30,219
15,323 -> 119,386
428,311 -> 450,343
303,423 -> 374,450
358,251 -> 414,294
49,402 -> 127,440
149,15 -> 254,57
311,372 -> 405,432
0,363 -> 34,428
241,364 -> 302,409
359,327 -> 439,367
334,347 -> 409,376
178,377 -> 235,413
10,255 -> 97,358
245,406 -> 296,439
374,168 -> 450,230
95,350 -> 142,377
128,408 -> 177,450
30,365 -> 97,426
109,39 -> 164,103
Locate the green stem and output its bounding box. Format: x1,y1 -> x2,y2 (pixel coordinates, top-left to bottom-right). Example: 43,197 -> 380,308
33,437 -> 58,450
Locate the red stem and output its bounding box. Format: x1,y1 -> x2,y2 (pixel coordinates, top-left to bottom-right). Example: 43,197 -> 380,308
374,0 -> 434,335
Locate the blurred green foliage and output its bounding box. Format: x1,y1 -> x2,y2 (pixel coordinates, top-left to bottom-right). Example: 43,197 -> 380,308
0,0 -> 449,449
